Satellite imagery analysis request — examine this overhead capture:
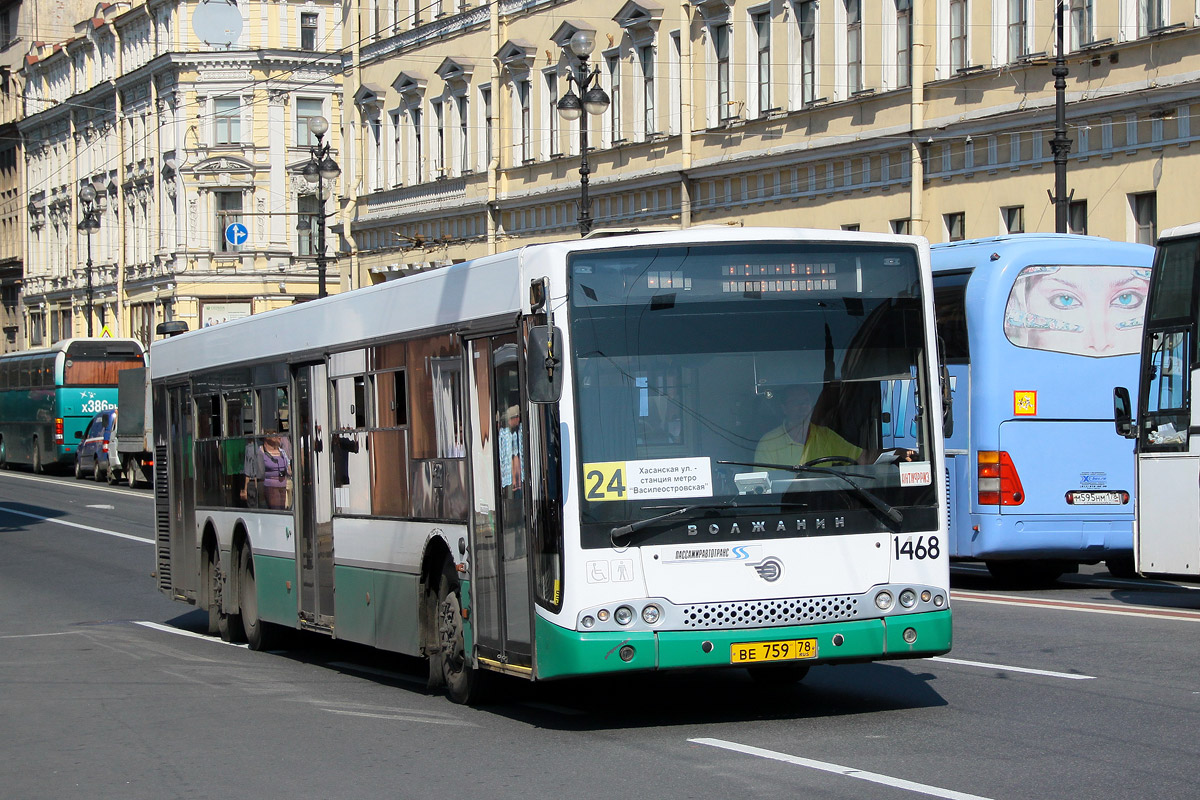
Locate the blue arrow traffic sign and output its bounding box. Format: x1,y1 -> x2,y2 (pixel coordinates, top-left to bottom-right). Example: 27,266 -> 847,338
224,222 -> 249,247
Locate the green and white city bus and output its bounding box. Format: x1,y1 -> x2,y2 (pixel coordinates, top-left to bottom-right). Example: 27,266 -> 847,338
151,228 -> 952,703
0,338 -> 145,472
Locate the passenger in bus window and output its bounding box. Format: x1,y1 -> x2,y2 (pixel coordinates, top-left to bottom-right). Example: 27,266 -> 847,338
754,384 -> 863,468
1004,265 -> 1151,357
242,432 -> 291,509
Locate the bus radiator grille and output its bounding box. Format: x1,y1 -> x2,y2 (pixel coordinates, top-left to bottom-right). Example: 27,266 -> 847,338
680,596 -> 861,629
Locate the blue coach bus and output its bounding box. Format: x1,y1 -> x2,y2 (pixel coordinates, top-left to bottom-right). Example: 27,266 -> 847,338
928,234 -> 1153,583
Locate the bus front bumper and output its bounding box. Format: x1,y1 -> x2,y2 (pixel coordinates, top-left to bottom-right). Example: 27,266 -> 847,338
533,609 -> 952,681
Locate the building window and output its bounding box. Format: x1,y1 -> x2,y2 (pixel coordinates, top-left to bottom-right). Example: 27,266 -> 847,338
841,223 -> 860,231
518,79 -> 532,162
216,191 -> 243,252
214,97 -> 240,145
372,116 -> 384,189
457,95 -> 469,173
410,107 -> 423,183
297,194 -> 318,256
1131,192 -> 1157,245
1002,205 -> 1025,234
846,0 -> 862,94
545,73 -> 559,156
392,112 -> 403,184
481,86 -> 493,168
897,0 -> 912,88
714,23 -> 732,122
752,12 -> 771,115
891,218 -> 911,235
640,44 -> 657,134
1068,200 -> 1088,235
607,54 -> 623,141
798,1 -> 817,104
300,12 -> 319,51
1007,0 -> 1027,62
1069,0 -> 1093,50
949,0 -> 968,72
432,101 -> 445,174
945,211 -> 965,241
1138,0 -> 1165,37
296,98 -> 323,147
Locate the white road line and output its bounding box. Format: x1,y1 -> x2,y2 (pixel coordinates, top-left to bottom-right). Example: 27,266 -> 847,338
690,738 -> 996,800
0,630 -> 81,640
0,504 -> 152,543
0,470 -> 149,496
929,656 -> 1096,680
133,620 -> 248,649
320,708 -> 475,726
953,591 -> 1200,622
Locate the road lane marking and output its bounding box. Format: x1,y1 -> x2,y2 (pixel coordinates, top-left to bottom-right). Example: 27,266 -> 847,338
320,708 -> 476,726
134,620 -> 248,649
0,504 -> 152,544
952,564 -> 1200,592
953,590 -> 1200,622
929,656 -> 1095,680
0,631 -> 82,639
0,470 -> 149,496
690,738 -> 995,800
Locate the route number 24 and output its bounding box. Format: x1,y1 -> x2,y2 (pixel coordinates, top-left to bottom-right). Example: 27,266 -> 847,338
894,535 -> 940,560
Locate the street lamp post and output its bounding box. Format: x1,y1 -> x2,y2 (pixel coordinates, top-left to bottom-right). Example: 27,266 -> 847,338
77,184 -> 102,337
556,30 -> 611,237
303,115 -> 341,298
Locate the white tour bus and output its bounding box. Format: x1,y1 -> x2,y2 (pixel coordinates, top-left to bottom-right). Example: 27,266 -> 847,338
152,228 -> 951,703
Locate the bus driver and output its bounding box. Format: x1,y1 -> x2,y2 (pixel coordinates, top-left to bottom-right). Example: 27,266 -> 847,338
754,384 -> 863,468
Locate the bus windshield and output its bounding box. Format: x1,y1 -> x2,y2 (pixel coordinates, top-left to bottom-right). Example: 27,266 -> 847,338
569,241 -> 938,545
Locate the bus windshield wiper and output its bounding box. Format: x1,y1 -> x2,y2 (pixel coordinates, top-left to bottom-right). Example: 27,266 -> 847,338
609,498 -> 746,544
717,460 -> 904,525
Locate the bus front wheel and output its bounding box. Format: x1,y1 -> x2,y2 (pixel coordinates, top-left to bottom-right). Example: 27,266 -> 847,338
432,561 -> 487,705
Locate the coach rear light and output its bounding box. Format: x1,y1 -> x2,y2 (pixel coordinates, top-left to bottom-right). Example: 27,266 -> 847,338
899,589 -> 917,609
614,606 -> 634,626
874,590 -> 894,611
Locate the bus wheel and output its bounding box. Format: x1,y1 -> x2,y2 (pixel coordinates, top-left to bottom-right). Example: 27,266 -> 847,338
239,546 -> 276,652
433,562 -> 486,705
0,437 -> 7,468
202,548 -> 221,635
1105,557 -> 1138,579
747,664 -> 811,686
985,559 -> 1066,586
31,441 -> 42,474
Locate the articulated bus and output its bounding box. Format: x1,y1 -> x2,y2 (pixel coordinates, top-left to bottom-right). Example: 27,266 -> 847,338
931,235 -> 1154,583
0,338 -> 145,472
1117,224 -> 1200,577
151,228 -> 951,703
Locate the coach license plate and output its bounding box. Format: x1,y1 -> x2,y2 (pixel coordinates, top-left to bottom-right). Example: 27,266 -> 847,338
730,638 -> 818,664
1068,491 -> 1123,505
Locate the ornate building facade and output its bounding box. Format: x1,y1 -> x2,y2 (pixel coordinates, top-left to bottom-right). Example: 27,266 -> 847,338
341,0 -> 1200,286
20,0 -> 342,346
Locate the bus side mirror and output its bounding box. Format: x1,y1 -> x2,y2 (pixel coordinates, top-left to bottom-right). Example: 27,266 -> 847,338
940,365 -> 954,438
527,326 -> 563,404
1114,386 -> 1135,438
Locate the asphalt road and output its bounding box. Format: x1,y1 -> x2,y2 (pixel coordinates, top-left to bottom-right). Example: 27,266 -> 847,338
1,469 -> 1197,800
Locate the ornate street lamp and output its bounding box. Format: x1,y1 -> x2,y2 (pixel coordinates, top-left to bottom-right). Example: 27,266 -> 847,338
556,30 -> 611,236
303,115 -> 341,298
77,184 -> 102,337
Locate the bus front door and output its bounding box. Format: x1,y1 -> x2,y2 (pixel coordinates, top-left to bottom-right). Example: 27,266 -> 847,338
466,334 -> 532,671
293,364 -> 335,630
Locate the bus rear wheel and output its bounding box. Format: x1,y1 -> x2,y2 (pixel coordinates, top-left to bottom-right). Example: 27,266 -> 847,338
432,561 -> 487,705
125,459 -> 139,488
239,546 -> 276,651
31,441 -> 42,474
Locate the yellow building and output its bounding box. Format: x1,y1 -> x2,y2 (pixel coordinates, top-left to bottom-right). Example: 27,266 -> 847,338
20,0 -> 342,346
345,0 -> 1199,287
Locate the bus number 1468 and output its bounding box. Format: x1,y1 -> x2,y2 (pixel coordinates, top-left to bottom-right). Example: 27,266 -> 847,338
895,536 -> 940,560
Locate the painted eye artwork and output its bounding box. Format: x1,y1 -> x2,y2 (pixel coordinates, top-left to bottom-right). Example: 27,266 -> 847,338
1049,293 -> 1081,310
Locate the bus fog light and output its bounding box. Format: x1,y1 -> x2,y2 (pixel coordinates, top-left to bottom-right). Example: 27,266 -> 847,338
614,606 -> 634,626
874,591 -> 894,610
581,616 -> 595,629
921,590 -> 932,602
903,627 -> 918,644
832,634 -> 845,646
899,589 -> 917,609
619,645 -> 636,662
597,609 -> 610,621
641,604 -> 661,624
933,595 -> 945,607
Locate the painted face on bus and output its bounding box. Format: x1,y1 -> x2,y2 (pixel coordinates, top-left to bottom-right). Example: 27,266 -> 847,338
1004,265 -> 1151,357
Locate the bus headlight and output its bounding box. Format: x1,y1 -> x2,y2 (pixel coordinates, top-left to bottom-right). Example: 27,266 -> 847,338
641,604 -> 661,625
614,606 -> 634,626
597,609 -> 610,622
581,616 -> 596,629
899,589 -> 917,608
874,590 -> 894,611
